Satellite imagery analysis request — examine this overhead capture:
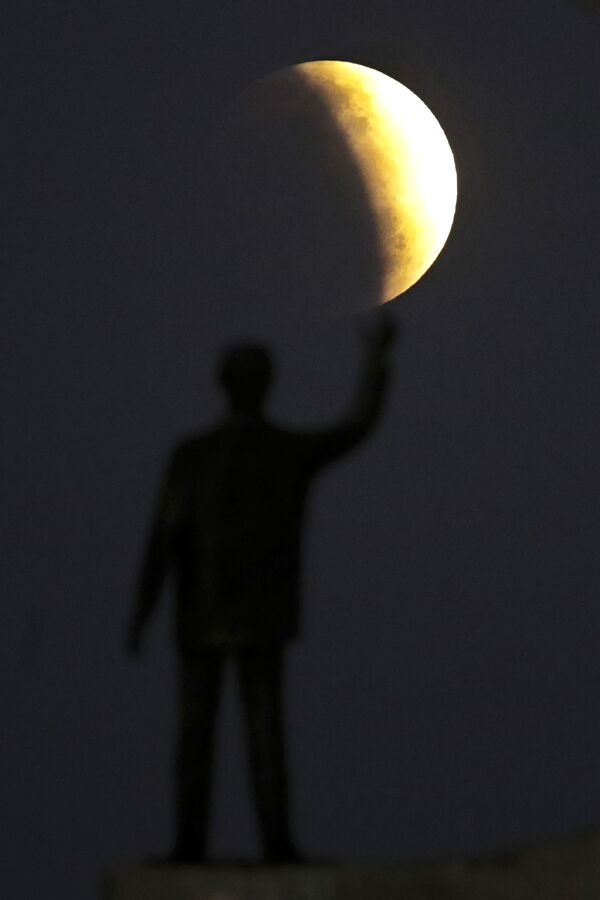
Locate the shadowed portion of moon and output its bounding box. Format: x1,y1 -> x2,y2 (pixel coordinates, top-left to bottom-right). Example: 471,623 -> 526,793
199,67 -> 385,330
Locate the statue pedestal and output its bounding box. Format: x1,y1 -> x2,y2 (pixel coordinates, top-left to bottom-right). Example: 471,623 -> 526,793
102,862 -> 463,900
102,833 -> 600,900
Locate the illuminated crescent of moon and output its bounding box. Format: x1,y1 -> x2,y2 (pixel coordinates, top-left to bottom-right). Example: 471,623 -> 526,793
296,61 -> 458,302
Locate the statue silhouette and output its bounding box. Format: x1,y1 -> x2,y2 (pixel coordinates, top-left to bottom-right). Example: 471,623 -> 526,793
127,312 -> 397,863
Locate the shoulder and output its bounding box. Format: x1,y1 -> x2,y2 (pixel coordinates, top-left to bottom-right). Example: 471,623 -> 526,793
173,433 -> 206,453
261,423 -> 329,470
167,433 -> 211,472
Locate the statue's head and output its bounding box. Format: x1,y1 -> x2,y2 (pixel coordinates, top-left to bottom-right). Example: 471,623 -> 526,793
218,343 -> 273,413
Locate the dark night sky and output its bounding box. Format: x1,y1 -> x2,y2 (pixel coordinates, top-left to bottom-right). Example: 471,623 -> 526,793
3,2 -> 600,898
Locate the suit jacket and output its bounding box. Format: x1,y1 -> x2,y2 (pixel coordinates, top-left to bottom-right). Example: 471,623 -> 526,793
135,352 -> 389,650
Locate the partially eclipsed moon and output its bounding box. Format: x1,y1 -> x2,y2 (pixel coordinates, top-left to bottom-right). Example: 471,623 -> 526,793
204,61 -> 457,318
297,61 -> 457,302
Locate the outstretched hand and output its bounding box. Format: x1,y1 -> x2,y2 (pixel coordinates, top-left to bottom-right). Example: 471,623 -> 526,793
361,307 -> 400,357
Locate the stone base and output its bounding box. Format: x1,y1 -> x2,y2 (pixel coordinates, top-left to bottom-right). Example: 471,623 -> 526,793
102,831 -> 600,900
103,863 -> 462,900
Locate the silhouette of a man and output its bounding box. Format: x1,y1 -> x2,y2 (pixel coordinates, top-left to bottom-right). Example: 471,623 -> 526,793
127,313 -> 396,863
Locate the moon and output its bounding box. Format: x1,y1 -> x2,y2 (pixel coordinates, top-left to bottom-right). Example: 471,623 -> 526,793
295,61 -> 458,302
202,61 -> 457,320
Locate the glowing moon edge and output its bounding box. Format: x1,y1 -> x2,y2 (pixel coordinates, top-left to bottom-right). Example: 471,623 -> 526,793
292,60 -> 458,302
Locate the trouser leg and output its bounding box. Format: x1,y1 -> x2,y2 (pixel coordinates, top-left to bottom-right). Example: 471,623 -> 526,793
174,650 -> 223,859
237,647 -> 297,859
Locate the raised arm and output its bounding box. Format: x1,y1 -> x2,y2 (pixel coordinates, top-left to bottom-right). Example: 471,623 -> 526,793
126,444 -> 188,656
303,309 -> 398,472
349,308 -> 398,427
